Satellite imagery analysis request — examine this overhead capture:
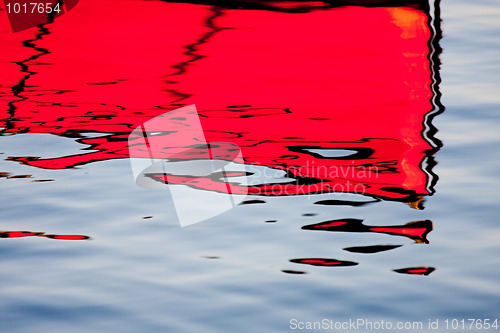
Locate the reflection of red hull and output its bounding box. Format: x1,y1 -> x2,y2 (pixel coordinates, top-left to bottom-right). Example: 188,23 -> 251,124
0,230 -> 89,240
290,258 -> 358,267
0,1 -> 439,202
302,219 -> 433,243
394,266 -> 435,275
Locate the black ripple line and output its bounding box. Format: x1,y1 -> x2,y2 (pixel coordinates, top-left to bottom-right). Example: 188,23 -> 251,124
163,6 -> 227,103
4,1 -> 63,131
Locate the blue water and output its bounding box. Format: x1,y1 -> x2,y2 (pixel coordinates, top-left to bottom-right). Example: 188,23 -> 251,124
1,0 -> 500,332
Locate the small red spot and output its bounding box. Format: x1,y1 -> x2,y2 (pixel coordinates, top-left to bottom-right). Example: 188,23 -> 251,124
1,231 -> 39,238
394,267 -> 435,276
301,259 -> 340,265
314,221 -> 348,228
44,235 -> 90,240
370,227 -> 426,238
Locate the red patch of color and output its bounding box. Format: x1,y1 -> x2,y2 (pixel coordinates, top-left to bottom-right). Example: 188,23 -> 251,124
0,231 -> 39,238
44,234 -> 89,240
313,221 -> 348,228
394,266 -> 435,275
370,227 -> 427,238
301,259 -> 341,265
407,268 -> 428,274
0,1 -> 438,202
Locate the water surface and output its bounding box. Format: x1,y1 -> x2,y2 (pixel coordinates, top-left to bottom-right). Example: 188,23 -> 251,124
1,0 -> 499,332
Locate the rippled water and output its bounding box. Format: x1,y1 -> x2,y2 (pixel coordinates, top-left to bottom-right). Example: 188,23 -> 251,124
1,0 -> 499,332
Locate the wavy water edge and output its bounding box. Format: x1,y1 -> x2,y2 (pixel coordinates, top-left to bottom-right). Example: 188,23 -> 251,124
1,0 -> 500,332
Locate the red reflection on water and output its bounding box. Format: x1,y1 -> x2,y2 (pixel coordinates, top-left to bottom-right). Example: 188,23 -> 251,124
290,258 -> 358,267
43,234 -> 89,240
0,1 -> 441,203
302,219 -> 433,243
394,266 -> 435,275
0,230 -> 90,240
0,231 -> 41,238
